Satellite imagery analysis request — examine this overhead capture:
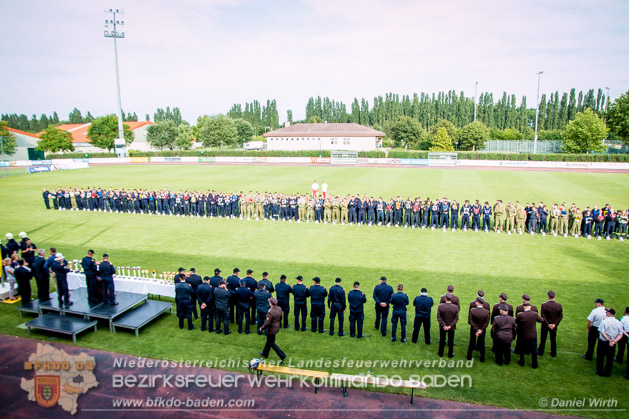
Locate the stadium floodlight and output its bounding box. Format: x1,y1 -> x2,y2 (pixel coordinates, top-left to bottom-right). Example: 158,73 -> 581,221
104,8 -> 126,157
533,71 -> 543,154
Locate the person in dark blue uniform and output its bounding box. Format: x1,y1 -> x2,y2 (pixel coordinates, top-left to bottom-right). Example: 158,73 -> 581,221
98,254 -> 117,305
309,277 -> 328,333
226,268 -> 241,323
197,276 -> 214,332
175,274 -> 195,330
348,195 -> 358,224
373,276 -> 394,337
348,281 -> 367,338
51,253 -> 72,307
254,283 -> 272,335
81,249 -> 99,303
275,274 -> 292,328
412,287 -> 433,344
213,280 -> 232,335
390,284 -> 409,342
236,280 -> 254,333
210,268 -> 223,289
42,188 -> 50,209
328,278 -> 346,336
292,276 -> 309,331
257,272 -> 275,293
186,268 -> 203,320
245,269 -> 258,323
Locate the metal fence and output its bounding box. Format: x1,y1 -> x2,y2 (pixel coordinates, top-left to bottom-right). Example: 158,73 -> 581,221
480,140 -> 628,154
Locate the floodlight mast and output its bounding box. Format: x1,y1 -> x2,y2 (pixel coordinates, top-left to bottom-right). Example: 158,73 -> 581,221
104,9 -> 126,157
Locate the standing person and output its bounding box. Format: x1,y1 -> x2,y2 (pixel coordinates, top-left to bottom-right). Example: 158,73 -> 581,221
373,276 -> 394,337
81,250 -> 99,303
467,298 -> 490,362
3,258 -> 16,300
258,272 -> 275,294
347,281 -> 367,338
42,188 -> 50,209
390,284 -> 409,343
32,249 -> 50,302
254,283 -> 272,335
437,293 -> 459,358
292,276 -> 309,331
275,275 -> 292,328
209,268 -> 223,289
213,281 -> 232,335
175,274 -> 195,330
538,290 -> 563,357
469,290 -> 490,311
197,276 -> 214,333
226,268 -> 241,323
259,298 -> 287,363
309,277 -> 328,333
516,303 -> 543,368
19,235 -> 37,267
491,293 -> 513,323
616,307 -> 629,365
491,305 -> 516,366
236,280 -> 253,334
328,278 -> 346,336
439,285 -> 460,309
51,253 -> 72,308
5,233 -> 19,258
245,269 -> 258,323
585,298 -> 606,360
98,254 -> 117,305
412,288 -> 433,345
311,180 -> 319,198
186,268 -> 203,320
596,308 -> 623,377
321,181 -> 328,199
14,259 -> 33,305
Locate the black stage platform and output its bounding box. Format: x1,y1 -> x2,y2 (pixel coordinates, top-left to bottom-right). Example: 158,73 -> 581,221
26,313 -> 98,343
112,300 -> 172,337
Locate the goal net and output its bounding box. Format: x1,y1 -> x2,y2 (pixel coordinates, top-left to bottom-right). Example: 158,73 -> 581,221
427,152 -> 458,166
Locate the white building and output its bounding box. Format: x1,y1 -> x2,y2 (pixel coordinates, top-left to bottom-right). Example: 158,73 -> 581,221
264,123 -> 384,151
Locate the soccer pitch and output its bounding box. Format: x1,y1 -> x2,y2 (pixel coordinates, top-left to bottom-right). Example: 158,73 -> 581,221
1,164 -> 628,416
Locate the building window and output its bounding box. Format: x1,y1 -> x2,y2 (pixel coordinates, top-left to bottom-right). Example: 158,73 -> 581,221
331,138 -> 338,145
343,138 -> 350,145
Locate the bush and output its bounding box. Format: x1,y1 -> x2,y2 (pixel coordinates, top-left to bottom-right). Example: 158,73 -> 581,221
455,152 -> 629,162
387,150 -> 429,159
127,149 -> 333,158
357,151 -> 387,158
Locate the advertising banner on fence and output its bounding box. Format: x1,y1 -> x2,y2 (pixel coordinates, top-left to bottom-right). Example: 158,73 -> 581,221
399,159 -> 429,165
27,165 -> 51,173
198,157 -> 216,163
129,157 -> 149,163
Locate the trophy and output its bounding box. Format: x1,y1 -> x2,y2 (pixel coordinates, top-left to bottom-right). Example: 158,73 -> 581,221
126,266 -> 131,277
116,266 -> 121,276
159,273 -> 163,281
72,259 -> 79,273
151,270 -> 157,280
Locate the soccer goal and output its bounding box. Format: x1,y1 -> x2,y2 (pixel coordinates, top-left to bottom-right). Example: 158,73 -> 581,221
331,151 -> 358,165
427,152 -> 458,166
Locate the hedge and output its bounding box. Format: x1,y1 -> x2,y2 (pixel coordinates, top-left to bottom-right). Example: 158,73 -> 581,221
46,152 -> 117,159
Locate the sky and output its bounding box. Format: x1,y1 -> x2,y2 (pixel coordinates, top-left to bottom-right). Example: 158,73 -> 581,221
1,0 -> 628,124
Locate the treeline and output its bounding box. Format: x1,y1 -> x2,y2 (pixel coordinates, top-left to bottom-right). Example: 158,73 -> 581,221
226,100 -> 280,133
2,107 -> 140,133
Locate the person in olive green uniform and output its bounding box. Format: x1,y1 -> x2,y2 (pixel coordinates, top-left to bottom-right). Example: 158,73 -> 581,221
549,204 -> 559,236
306,198 -> 315,223
340,199 -> 349,225
494,200 -> 505,233
516,203 -> 527,235
332,196 -> 340,224
506,202 -> 516,235
324,199 -> 332,224
570,208 -> 582,238
298,195 -> 306,223
558,204 -> 569,237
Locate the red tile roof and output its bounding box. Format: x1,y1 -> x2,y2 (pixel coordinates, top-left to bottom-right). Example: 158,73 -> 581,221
6,127 -> 41,139
264,123 -> 385,138
53,120 -> 154,143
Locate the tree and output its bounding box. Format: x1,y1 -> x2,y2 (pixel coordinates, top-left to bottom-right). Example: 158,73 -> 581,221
307,115 -> 323,123
286,110 -> 293,124
87,115 -> 134,151
459,121 -> 490,151
606,90 -> 629,145
0,121 -> 17,156
429,119 -> 458,144
233,118 -> 254,144
36,125 -> 75,153
562,109 -> 608,154
68,108 -> 83,124
146,121 -> 178,150
429,127 -> 454,151
197,115 -> 238,148
175,123 -> 194,150
389,116 -> 424,149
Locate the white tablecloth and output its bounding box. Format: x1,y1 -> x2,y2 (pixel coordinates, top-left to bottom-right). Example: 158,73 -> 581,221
67,272 -> 175,298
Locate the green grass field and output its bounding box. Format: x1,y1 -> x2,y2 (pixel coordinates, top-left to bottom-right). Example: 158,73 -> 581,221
1,165 -> 628,416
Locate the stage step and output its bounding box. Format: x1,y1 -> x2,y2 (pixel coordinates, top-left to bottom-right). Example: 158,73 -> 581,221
26,313 -> 98,343
112,300 -> 172,337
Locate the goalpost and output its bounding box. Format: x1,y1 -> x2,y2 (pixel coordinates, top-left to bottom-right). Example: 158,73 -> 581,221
331,151 -> 358,164
427,152 -> 458,166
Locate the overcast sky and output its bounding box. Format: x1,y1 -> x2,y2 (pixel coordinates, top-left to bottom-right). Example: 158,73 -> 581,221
1,0 -> 627,123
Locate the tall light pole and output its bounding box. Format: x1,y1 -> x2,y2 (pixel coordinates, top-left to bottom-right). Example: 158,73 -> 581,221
533,71 -> 543,154
473,81 -> 479,122
104,9 -> 126,157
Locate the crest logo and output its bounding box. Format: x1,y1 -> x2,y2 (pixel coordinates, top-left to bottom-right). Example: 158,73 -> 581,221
35,375 -> 60,408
